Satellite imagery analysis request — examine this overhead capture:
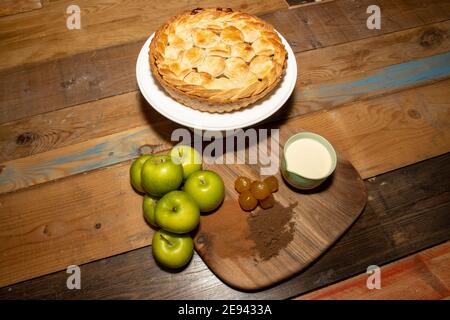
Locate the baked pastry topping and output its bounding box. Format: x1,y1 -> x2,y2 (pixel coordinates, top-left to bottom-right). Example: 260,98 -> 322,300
149,8 -> 287,113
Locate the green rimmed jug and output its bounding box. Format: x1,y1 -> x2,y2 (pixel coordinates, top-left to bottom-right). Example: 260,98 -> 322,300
281,132 -> 337,190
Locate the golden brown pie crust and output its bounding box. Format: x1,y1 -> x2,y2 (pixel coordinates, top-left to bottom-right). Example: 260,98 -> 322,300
149,8 -> 288,113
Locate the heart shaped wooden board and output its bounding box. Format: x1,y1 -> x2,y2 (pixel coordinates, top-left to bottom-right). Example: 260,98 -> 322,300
194,126 -> 367,291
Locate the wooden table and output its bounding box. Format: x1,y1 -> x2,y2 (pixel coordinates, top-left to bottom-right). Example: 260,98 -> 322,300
0,0 -> 449,299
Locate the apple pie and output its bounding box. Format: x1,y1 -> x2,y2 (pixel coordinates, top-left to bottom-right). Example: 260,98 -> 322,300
149,7 -> 287,113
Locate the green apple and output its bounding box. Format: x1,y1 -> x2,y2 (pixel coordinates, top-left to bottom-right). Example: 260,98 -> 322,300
184,170 -> 225,212
130,154 -> 152,193
170,145 -> 202,179
143,194 -> 158,227
141,155 -> 183,197
152,229 -> 194,269
155,190 -> 200,234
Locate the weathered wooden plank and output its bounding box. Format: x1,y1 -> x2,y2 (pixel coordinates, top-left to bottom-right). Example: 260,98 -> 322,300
0,92 -> 152,162
1,152 -> 448,299
0,0 -> 287,124
294,20 -> 450,88
0,160 -> 150,288
287,0 -> 334,8
287,78 -> 450,178
288,51 -> 450,118
263,0 -> 450,53
396,0 -> 450,24
0,78 -> 449,287
0,122 -> 175,194
2,20 -> 450,159
0,0 -> 43,17
0,0 -> 287,71
1,73 -> 449,194
0,41 -> 143,125
2,0 -> 449,124
295,241 -> 450,300
1,0 -> 449,290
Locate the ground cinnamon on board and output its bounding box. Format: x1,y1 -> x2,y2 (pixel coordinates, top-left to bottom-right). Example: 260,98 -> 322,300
247,201 -> 297,261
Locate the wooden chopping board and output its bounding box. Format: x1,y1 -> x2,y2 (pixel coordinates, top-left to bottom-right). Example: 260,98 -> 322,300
194,126 -> 367,291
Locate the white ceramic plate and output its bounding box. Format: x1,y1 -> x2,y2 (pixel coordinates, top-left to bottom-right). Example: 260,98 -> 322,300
136,32 -> 297,131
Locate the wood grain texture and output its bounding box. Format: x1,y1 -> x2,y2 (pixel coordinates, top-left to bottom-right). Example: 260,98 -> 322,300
1,152 -> 448,299
194,126 -> 367,290
288,51 -> 450,120
2,1 -> 450,124
287,0 -> 334,9
2,77 -> 449,194
295,241 -> 450,300
0,0 -> 43,17
293,20 -> 450,90
286,79 -> 450,178
0,161 -> 150,288
0,41 -> 143,125
0,92 -> 155,162
0,122 -> 176,194
0,0 -> 449,293
0,78 -> 449,287
1,19 -> 449,143
0,0 -> 287,71
263,0 -> 450,53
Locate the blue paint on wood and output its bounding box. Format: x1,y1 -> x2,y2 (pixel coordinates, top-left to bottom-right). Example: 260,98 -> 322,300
302,51 -> 450,100
45,142 -> 108,166
1,52 -> 450,192
0,129 -> 148,191
71,159 -> 121,174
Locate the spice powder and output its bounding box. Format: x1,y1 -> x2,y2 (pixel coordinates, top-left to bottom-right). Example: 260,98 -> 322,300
247,201 -> 297,261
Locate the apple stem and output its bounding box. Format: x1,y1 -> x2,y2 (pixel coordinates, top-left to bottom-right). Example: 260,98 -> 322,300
178,148 -> 183,158
160,234 -> 173,246
200,178 -> 206,185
